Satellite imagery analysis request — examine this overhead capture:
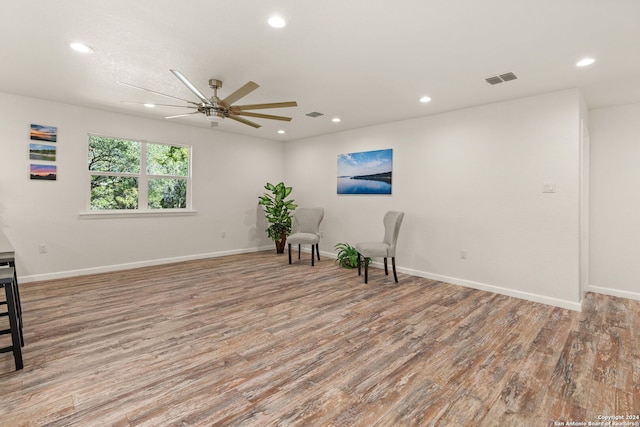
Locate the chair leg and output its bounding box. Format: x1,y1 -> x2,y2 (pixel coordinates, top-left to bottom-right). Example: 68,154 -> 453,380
298,244 -> 301,259
311,244 -> 315,266
357,253 -> 361,276
384,258 -> 388,275
288,244 -> 292,264
364,257 -> 369,284
3,280 -> 23,370
316,244 -> 320,261
392,257 -> 398,283
9,261 -> 23,346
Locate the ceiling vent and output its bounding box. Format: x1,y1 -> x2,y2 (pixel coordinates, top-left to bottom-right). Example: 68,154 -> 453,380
485,72 -> 518,85
305,111 -> 324,118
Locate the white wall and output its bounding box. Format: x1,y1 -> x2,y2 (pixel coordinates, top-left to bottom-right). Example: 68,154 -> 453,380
0,89 -> 595,310
0,92 -> 283,281
285,89 -> 585,310
579,96 -> 590,299
589,102 -> 640,300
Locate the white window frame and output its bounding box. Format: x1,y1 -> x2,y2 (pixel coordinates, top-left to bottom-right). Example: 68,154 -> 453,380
80,134 -> 195,218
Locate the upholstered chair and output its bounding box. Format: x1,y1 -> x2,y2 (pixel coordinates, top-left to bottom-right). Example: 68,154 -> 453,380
287,207 -> 324,266
356,211 -> 404,283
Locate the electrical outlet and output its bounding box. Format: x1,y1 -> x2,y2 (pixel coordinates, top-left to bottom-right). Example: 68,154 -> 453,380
543,183 -> 556,193
460,249 -> 467,260
39,243 -> 48,254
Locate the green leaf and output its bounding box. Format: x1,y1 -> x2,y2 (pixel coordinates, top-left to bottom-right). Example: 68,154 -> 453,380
334,242 -> 368,269
259,181 -> 296,243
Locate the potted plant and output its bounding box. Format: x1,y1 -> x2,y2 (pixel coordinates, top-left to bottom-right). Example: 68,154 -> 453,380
258,182 -> 297,253
335,242 -> 368,269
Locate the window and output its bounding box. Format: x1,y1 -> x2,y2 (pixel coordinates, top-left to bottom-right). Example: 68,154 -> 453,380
88,135 -> 190,211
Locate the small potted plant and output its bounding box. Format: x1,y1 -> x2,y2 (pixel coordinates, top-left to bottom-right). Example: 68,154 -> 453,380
335,242 -> 367,269
258,182 -> 297,253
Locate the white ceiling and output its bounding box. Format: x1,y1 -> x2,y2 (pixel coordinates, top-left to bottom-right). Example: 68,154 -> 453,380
2,0 -> 639,141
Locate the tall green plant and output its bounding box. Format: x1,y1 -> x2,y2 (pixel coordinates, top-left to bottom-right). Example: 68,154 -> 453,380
258,182 -> 297,253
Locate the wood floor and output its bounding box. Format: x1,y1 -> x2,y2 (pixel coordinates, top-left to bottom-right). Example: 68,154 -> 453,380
1,251 -> 638,426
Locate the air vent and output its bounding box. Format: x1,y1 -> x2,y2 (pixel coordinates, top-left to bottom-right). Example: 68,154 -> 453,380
499,72 -> 517,82
485,72 -> 518,85
305,111 -> 325,118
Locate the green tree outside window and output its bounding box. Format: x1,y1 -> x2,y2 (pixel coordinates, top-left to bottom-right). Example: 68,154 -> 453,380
88,135 -> 190,211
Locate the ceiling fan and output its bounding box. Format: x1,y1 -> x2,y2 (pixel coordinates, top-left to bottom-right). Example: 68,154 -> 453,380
119,70 -> 297,128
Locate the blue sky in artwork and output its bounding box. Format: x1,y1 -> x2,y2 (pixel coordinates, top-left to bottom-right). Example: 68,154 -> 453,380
337,149 -> 393,177
30,123 -> 57,142
30,124 -> 57,134
30,143 -> 55,151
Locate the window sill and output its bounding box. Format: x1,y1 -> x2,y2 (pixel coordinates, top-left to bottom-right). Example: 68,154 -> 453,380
78,210 -> 197,219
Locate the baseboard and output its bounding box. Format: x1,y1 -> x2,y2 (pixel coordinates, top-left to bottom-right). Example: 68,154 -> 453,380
401,267 -> 582,311
22,247 -> 582,311
587,285 -> 640,302
20,246 -> 273,283
319,250 -> 582,311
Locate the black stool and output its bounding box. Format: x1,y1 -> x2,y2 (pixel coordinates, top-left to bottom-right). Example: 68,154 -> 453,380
0,267 -> 23,370
0,255 -> 22,346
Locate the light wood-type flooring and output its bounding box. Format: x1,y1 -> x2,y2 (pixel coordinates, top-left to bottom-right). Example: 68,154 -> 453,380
1,251 -> 639,426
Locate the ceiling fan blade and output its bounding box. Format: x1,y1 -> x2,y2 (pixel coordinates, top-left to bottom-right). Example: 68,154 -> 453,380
165,112 -> 201,119
170,69 -> 211,105
235,111 -> 292,122
222,81 -> 259,106
233,101 -> 297,110
227,115 -> 261,128
121,101 -> 198,109
117,81 -> 198,105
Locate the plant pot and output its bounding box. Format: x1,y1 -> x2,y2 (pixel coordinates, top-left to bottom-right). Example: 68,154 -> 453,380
275,237 -> 287,254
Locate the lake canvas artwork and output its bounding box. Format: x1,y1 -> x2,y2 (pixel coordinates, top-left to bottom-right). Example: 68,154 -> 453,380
30,124 -> 57,142
337,148 -> 393,194
29,143 -> 56,161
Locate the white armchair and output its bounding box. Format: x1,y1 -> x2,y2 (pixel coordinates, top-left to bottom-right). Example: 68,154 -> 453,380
356,211 -> 404,283
287,207 -> 324,266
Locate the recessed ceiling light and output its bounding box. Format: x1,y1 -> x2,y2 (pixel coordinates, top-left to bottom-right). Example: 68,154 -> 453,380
278,130 -> 286,134
419,96 -> 432,103
576,57 -> 595,67
69,42 -> 94,54
268,16 -> 286,28
144,103 -> 155,108
332,117 -> 341,123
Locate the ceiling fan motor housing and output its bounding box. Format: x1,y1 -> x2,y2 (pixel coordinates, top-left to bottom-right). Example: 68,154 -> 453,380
205,108 -> 225,121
